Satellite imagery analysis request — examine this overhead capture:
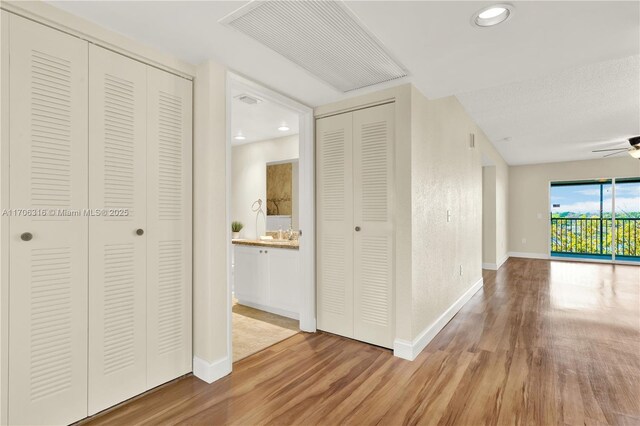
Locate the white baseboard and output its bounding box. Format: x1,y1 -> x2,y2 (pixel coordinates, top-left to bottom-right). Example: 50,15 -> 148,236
508,251 -> 549,260
482,254 -> 510,271
393,276 -> 484,361
299,317 -> 316,333
235,299 -> 299,320
193,355 -> 231,384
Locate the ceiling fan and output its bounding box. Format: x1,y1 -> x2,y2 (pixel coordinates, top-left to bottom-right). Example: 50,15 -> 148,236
592,136 -> 640,159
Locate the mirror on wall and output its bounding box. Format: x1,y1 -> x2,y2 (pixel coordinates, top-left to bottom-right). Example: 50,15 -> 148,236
266,160 -> 298,232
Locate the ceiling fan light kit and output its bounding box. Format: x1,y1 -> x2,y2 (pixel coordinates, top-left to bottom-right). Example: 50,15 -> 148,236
592,136 -> 640,159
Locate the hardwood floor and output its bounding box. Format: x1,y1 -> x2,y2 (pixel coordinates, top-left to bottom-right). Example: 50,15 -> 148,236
83,258 -> 640,425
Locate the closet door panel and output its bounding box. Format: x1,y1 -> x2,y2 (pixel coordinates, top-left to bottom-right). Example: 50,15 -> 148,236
146,67 -> 192,389
7,15 -> 89,425
88,45 -> 147,415
353,103 -> 394,349
316,113 -> 354,338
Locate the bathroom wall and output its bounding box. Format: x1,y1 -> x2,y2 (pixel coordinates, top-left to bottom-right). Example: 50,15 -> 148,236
231,135 -> 299,239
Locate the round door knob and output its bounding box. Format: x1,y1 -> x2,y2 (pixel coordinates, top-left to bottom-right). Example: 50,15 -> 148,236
265,250 -> 268,254
21,232 -> 33,241
136,229 -> 144,236
259,250 -> 263,253
355,226 -> 361,232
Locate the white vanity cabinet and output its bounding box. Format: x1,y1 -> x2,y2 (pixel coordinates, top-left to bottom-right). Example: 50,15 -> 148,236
233,244 -> 300,319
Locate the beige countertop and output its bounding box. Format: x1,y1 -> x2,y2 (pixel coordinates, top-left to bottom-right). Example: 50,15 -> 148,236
232,239 -> 299,250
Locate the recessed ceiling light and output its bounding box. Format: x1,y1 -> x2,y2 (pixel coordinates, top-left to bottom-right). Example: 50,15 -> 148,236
234,133 -> 246,141
278,125 -> 290,132
472,4 -> 513,28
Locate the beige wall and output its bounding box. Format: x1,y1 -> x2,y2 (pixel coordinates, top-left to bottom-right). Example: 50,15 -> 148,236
314,84 -> 492,348
410,88 -> 484,339
482,166 -> 497,265
509,157 -> 640,256
192,60 -> 229,372
496,162 -> 508,264
477,128 -> 509,268
231,135 -> 299,239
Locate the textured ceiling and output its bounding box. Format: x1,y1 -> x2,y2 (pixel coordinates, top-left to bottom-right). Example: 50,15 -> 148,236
46,1 -> 640,164
457,56 -> 640,165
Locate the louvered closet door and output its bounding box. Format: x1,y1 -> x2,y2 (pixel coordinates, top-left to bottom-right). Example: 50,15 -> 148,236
87,45 -> 148,415
146,67 -> 192,389
353,103 -> 394,349
7,15 -> 88,425
316,112 -> 354,338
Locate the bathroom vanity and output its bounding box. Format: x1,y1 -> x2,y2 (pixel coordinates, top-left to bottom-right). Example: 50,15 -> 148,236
232,241 -> 300,320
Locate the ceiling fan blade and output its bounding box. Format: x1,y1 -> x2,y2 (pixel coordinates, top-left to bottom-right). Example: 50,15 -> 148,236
592,148 -> 628,152
602,150 -> 627,158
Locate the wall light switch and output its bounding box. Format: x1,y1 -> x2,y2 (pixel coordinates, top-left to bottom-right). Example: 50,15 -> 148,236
522,238 -> 527,244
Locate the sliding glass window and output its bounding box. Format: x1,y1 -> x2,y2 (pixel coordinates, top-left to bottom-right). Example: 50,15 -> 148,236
550,178 -> 640,262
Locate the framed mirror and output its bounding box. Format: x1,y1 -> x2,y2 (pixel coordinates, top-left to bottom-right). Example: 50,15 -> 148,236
266,159 -> 298,231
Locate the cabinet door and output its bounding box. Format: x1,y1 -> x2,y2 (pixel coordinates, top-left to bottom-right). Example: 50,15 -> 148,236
234,246 -> 267,305
268,249 -> 300,316
87,45 -> 148,415
316,112 -> 354,338
146,67 -> 193,389
8,15 -> 89,425
353,103 -> 395,349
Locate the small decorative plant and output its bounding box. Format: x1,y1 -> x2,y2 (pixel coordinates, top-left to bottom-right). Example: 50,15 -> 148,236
231,221 -> 244,232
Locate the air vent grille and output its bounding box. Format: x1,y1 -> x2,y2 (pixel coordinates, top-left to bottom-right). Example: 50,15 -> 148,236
235,94 -> 262,105
222,0 -> 407,92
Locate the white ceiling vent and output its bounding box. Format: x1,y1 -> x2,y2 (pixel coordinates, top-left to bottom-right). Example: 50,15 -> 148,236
221,1 -> 408,93
235,93 -> 263,105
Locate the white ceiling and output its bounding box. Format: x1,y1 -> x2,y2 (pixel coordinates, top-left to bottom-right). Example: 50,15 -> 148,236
230,87 -> 299,145
458,55 -> 640,165
47,1 -> 640,164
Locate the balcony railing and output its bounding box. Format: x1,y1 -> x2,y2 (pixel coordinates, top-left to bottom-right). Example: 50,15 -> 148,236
550,217 -> 640,258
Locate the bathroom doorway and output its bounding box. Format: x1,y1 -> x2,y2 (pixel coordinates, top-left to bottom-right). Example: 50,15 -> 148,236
226,74 -> 315,363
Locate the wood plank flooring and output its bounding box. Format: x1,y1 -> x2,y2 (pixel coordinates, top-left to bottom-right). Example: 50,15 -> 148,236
83,258 -> 640,425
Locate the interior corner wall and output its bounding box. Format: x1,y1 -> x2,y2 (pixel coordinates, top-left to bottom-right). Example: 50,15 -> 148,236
495,161 -> 508,265
477,128 -> 509,269
409,88 -> 483,340
192,60 -> 230,377
509,157 -> 640,256
231,135 -> 299,239
482,166 -> 497,265
0,10 -> 7,424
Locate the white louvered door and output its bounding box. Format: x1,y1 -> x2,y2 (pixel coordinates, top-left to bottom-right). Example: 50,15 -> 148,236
146,67 -> 192,389
88,45 -> 148,415
352,104 -> 394,348
316,112 -> 354,338
7,15 -> 89,425
316,103 -> 394,349
5,13 -> 193,422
